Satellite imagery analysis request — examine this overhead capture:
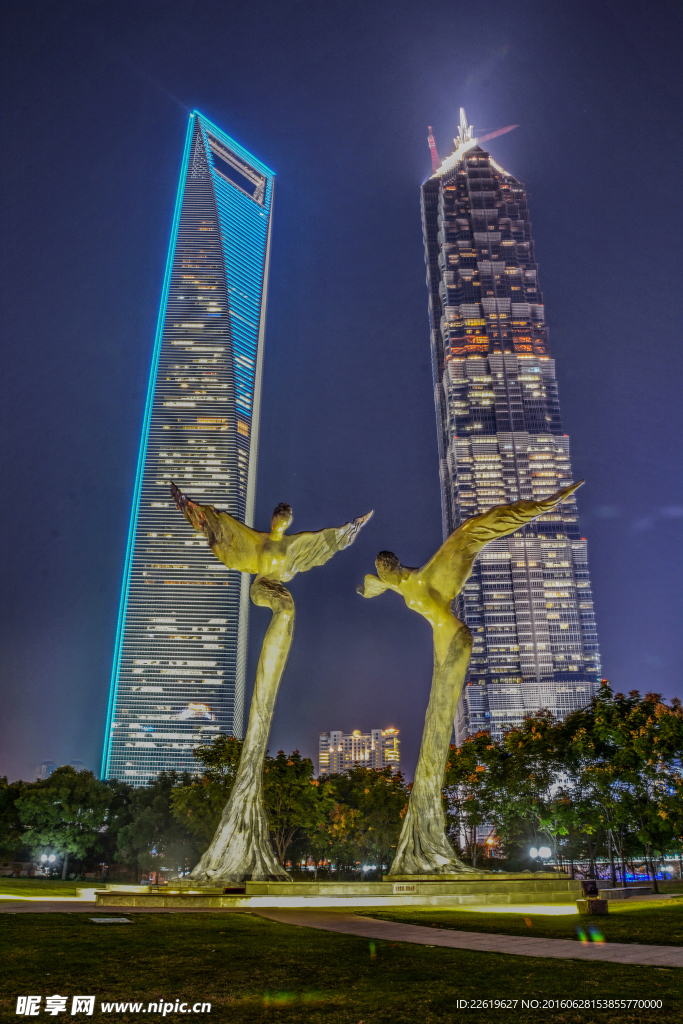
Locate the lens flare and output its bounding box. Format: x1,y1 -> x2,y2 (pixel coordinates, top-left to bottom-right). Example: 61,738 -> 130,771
263,992 -> 295,1006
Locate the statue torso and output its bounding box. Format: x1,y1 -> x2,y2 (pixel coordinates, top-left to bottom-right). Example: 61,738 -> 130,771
256,534 -> 290,581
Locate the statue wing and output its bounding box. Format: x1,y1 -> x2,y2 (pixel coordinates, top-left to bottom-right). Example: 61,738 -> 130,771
357,574 -> 390,599
421,481 -> 584,602
280,511 -> 373,581
171,482 -> 261,574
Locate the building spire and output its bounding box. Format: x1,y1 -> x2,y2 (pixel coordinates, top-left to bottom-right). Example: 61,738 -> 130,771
457,107 -> 475,147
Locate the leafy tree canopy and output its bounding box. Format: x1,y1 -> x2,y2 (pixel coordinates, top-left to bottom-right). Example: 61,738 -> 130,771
117,771 -> 198,878
15,767 -> 113,877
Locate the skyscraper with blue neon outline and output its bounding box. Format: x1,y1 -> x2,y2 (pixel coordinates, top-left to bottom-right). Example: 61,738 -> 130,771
102,112 -> 275,784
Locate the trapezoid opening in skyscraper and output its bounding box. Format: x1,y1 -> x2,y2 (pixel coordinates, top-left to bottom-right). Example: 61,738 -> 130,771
422,110 -> 601,743
102,112 -> 275,785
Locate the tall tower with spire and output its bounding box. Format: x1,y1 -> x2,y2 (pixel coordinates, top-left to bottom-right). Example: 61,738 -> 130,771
422,111 -> 601,742
102,112 -> 275,784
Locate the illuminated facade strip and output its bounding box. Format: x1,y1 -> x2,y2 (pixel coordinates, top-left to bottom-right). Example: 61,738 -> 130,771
102,112 -> 275,784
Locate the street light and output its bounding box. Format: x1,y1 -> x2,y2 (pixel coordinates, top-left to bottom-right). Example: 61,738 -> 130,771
48,854 -> 56,863
40,855 -> 48,863
530,847 -> 538,859
538,846 -> 551,859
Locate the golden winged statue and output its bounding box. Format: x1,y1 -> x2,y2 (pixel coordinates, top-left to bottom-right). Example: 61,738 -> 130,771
358,481 -> 583,876
171,482 -> 372,883
172,484 -> 372,582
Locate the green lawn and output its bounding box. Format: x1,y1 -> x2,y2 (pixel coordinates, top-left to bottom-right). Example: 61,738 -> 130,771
0,878 -> 89,898
366,900 -> 683,947
0,912 -> 679,1023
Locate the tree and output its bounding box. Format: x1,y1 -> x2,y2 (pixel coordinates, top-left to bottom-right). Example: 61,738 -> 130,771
263,750 -> 325,865
308,788 -> 361,878
312,767 -> 409,877
563,684 -> 683,889
346,766 -> 408,874
171,738 -> 330,869
190,735 -> 244,786
444,733 -> 496,868
98,779 -> 136,878
15,767 -> 112,878
116,772 -> 198,880
170,736 -> 243,847
0,777 -> 27,860
490,712 -> 575,867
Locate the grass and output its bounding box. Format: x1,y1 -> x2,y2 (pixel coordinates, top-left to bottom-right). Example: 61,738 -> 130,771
366,900 -> 683,947
0,911 -> 679,1023
0,878 -> 89,899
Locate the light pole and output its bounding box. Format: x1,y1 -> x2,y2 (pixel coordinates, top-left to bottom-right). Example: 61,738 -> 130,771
529,846 -> 552,870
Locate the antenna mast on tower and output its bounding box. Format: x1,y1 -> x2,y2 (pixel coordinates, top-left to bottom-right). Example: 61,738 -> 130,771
427,126 -> 441,173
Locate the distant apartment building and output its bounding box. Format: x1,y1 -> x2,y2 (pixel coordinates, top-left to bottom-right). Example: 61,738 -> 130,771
318,728 -> 400,775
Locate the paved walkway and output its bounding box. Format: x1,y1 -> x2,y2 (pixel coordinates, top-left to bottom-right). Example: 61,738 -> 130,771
2,900 -> 681,968
253,909 -> 683,969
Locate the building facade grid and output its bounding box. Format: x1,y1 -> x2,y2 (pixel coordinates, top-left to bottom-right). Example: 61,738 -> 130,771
319,729 -> 401,775
422,112 -> 601,743
102,112 -> 274,784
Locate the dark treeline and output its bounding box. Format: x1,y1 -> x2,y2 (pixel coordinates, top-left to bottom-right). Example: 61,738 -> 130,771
1,685 -> 681,883
0,742 -> 409,881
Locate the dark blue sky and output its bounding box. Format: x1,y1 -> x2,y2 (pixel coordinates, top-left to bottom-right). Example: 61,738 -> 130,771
1,0 -> 681,782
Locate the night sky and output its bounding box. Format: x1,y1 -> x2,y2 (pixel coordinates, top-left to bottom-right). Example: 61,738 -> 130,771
1,0 -> 681,783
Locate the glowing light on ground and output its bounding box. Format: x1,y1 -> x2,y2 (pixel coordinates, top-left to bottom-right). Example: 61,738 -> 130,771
467,904 -> 579,916
0,890 -> 98,902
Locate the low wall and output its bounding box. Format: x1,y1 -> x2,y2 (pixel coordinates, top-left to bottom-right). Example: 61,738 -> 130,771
96,875 -> 582,910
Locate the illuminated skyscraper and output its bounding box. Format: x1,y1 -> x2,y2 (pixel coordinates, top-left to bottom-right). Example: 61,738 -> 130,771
102,112 -> 275,784
318,729 -> 401,775
422,111 -> 600,742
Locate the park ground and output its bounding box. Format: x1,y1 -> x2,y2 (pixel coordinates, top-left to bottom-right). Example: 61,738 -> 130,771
1,881 -> 682,1023
367,898 -> 683,946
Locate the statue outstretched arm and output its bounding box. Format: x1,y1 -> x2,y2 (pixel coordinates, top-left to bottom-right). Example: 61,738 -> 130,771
357,573 -> 390,598
421,481 -> 583,601
280,511 -> 373,581
171,482 -> 262,574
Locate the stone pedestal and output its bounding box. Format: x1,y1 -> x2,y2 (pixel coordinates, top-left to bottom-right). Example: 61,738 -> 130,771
577,898 -> 609,915
96,874 -> 581,910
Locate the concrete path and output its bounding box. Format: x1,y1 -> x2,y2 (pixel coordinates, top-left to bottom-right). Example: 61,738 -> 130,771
253,909 -> 683,969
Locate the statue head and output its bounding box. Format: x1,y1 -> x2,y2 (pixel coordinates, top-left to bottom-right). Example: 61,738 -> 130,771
376,550 -> 404,586
271,502 -> 293,537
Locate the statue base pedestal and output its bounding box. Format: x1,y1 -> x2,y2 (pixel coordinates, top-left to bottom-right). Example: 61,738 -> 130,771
95,874 -> 580,910
388,872 -> 563,882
